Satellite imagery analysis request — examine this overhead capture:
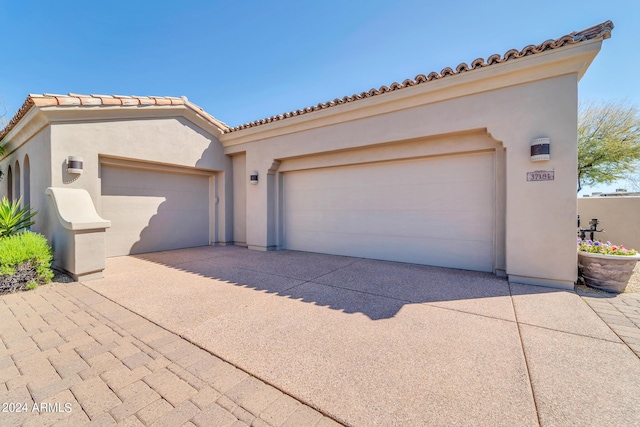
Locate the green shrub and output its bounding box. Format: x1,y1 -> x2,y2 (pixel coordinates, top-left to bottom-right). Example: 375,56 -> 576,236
0,197 -> 37,238
0,232 -> 53,294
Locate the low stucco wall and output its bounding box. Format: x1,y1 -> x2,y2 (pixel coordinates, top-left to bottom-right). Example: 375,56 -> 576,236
578,197 -> 640,251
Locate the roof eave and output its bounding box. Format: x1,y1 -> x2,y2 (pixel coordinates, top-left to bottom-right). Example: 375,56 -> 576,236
221,20 -> 612,139
38,104 -> 227,137
0,104 -> 226,160
221,38 -> 605,148
0,95 -> 229,146
0,106 -> 49,158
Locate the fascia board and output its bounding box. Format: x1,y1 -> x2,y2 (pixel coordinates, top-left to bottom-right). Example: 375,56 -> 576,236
2,105 -> 225,160
39,105 -> 225,139
0,108 -> 49,159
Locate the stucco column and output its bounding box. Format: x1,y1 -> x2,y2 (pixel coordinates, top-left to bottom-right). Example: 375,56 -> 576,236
214,170 -> 234,245
489,77 -> 579,289
245,151 -> 280,251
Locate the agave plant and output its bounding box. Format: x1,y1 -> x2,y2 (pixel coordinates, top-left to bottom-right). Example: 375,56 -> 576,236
0,197 -> 37,238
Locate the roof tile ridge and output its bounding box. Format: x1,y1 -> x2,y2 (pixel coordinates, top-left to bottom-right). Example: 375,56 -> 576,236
182,98 -> 230,131
65,93 -> 105,105
0,96 -> 36,140
0,93 -> 224,140
227,20 -> 614,133
0,21 -> 617,139
572,20 -> 614,41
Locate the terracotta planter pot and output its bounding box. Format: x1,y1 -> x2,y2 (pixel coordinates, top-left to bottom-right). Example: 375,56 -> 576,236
578,251 -> 640,293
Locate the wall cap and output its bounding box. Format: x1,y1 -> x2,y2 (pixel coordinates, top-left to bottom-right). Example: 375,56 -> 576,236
46,187 -> 111,231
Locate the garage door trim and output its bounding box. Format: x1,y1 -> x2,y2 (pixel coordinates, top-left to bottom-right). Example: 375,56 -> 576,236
281,151 -> 501,272
100,155 -> 216,177
99,157 -> 216,257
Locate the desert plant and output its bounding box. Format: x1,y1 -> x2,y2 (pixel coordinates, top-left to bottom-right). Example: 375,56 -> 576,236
0,197 -> 36,238
0,232 -> 53,294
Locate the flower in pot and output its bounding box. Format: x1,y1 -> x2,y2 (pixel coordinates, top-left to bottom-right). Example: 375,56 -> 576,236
578,239 -> 640,293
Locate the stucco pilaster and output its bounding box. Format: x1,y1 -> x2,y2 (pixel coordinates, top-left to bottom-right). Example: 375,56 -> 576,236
245,151 -> 280,251
487,76 -> 579,288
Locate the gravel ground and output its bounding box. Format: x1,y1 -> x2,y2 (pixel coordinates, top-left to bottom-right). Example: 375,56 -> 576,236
625,262 -> 640,293
51,268 -> 74,283
0,268 -> 74,295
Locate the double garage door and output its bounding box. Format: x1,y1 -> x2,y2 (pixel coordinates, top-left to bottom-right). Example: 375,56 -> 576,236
283,153 -> 495,272
101,165 -> 211,257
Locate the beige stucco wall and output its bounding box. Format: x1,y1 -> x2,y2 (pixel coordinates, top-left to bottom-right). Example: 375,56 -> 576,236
0,111 -> 231,277
578,197 -> 640,251
0,127 -> 53,237
0,36 -> 603,287
50,116 -> 232,244
224,73 -> 579,288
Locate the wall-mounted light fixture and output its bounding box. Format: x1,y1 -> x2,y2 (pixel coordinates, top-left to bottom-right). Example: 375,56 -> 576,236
67,156 -> 84,174
249,171 -> 259,185
530,137 -> 550,162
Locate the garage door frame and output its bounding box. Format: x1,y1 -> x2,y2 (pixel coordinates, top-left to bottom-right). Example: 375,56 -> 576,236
276,135 -> 506,274
99,156 -> 218,256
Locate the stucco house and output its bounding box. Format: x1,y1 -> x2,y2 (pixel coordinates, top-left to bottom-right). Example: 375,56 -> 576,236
0,21 -> 613,289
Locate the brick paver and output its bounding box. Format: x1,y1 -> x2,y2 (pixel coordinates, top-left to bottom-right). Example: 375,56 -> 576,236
579,287 -> 640,358
226,376 -> 283,417
281,405 -> 324,427
143,368 -> 197,406
135,398 -> 174,424
71,376 -> 121,420
111,380 -> 161,422
0,281 -> 342,426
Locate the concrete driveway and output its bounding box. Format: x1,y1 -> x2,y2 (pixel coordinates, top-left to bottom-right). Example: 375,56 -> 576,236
86,246 -> 640,426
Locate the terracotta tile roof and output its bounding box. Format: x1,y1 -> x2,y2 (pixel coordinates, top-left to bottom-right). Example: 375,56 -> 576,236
0,20 -> 613,141
0,93 -> 229,141
225,20 -> 613,133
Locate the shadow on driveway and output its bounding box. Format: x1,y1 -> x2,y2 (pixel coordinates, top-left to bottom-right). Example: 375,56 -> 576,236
88,245 -> 640,427
130,245 -> 560,320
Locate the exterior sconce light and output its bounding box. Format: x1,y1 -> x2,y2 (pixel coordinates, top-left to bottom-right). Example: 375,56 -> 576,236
67,156 -> 83,174
530,137 -> 550,162
249,171 -> 259,185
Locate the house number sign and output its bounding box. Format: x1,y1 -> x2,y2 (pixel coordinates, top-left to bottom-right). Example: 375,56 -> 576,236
527,170 -> 554,181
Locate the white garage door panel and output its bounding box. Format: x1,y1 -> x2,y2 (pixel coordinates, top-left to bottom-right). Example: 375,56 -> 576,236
287,180 -> 490,213
286,209 -> 493,241
284,153 -> 495,272
286,230 -> 493,271
102,166 -> 210,257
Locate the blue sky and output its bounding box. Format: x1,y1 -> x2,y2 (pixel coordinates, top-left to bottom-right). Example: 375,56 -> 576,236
1,1 -> 638,194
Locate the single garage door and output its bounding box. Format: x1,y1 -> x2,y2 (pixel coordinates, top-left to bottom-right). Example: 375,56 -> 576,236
101,165 -> 211,257
283,153 -> 495,272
